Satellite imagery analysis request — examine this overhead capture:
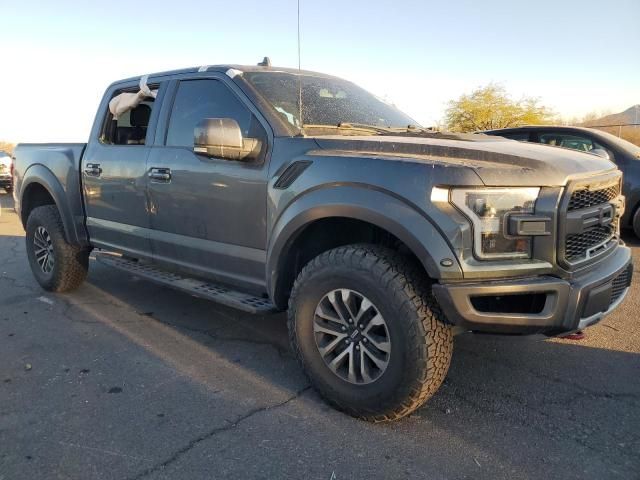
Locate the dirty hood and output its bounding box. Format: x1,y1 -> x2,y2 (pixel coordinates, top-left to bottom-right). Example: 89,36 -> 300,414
312,134 -> 617,186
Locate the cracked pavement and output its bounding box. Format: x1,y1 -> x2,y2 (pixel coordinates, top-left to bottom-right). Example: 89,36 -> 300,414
1,193 -> 639,480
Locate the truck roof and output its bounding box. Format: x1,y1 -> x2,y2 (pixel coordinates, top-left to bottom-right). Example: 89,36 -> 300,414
112,64 -> 339,86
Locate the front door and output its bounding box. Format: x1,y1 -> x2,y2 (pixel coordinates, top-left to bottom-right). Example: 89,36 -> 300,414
146,77 -> 271,292
82,82 -> 163,258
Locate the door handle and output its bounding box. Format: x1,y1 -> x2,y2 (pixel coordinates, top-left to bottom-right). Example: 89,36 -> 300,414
84,163 -> 102,176
148,167 -> 171,182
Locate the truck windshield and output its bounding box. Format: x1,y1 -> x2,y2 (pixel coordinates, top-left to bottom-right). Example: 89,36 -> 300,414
243,72 -> 418,133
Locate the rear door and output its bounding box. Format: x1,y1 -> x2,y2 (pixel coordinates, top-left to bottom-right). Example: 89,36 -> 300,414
146,75 -> 272,292
82,81 -> 166,258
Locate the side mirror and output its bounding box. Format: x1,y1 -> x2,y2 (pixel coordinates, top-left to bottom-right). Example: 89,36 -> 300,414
193,118 -> 261,161
590,148 -> 611,161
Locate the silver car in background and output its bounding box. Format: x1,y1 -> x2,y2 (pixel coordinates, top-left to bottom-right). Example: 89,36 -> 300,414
0,151 -> 13,194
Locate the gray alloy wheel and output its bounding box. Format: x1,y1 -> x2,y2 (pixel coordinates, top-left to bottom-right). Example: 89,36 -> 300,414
33,226 -> 55,274
288,244 -> 454,421
313,288 -> 391,384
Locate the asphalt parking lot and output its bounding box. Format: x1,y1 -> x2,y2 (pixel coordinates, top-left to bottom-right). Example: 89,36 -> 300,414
1,192 -> 639,480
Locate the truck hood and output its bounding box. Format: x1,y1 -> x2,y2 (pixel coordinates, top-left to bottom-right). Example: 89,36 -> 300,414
311,134 -> 617,187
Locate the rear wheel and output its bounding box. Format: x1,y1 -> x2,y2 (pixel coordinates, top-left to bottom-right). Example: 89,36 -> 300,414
26,205 -> 89,292
288,244 -> 453,422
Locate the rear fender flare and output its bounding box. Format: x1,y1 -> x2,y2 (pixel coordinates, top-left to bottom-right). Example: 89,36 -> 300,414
20,165 -> 85,246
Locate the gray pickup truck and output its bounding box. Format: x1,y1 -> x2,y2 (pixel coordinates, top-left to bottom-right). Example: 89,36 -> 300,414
13,63 -> 633,421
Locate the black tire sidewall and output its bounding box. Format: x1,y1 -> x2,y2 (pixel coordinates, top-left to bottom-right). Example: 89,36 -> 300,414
26,207 -> 65,290
292,261 -> 421,413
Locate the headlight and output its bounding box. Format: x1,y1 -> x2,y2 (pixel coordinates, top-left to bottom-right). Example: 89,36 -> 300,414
450,187 -> 540,259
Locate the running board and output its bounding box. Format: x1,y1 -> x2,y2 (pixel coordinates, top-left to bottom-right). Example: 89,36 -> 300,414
95,253 -> 277,314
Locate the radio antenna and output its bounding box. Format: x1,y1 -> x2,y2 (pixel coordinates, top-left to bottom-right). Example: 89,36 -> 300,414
297,0 -> 303,132
297,0 -> 302,71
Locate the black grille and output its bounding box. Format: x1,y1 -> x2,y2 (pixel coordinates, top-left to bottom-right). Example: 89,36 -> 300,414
610,266 -> 632,304
568,185 -> 619,211
565,224 -> 616,261
562,180 -> 621,264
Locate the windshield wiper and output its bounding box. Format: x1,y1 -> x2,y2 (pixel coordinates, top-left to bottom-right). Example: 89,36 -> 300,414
336,122 -> 398,133
301,123 -> 441,137
338,123 -> 439,135
302,123 -> 386,135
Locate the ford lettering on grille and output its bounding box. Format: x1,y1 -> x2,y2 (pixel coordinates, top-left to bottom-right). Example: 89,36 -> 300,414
559,177 -> 621,266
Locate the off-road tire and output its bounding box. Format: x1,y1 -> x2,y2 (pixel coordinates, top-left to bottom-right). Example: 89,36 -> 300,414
288,244 -> 453,422
26,205 -> 89,292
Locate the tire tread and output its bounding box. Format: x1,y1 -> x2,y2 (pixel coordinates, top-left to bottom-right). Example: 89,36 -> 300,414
288,243 -> 453,422
26,205 -> 88,292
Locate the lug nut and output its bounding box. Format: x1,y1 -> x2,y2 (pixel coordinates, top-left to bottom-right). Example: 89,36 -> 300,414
341,326 -> 347,331
359,324 -> 364,329
356,345 -> 360,350
362,338 -> 368,343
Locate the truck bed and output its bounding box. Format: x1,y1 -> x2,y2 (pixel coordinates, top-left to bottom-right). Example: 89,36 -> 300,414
13,143 -> 88,246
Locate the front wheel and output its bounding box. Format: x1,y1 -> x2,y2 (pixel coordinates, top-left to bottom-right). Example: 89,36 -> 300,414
288,244 -> 453,422
25,205 -> 89,292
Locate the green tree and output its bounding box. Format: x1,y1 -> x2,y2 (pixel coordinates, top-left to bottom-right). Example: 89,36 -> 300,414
444,83 -> 554,132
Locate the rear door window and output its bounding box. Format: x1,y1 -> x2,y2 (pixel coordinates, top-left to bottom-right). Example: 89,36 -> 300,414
100,88 -> 157,146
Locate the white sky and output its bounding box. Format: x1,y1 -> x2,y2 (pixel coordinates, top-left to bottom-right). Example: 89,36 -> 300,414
1,0 -> 638,143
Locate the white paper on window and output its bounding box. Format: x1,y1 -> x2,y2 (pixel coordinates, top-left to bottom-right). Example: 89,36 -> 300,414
108,75 -> 158,119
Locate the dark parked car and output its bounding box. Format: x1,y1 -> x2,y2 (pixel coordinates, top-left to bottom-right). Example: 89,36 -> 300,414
484,126 -> 640,237
0,151 -> 13,193
12,65 -> 633,421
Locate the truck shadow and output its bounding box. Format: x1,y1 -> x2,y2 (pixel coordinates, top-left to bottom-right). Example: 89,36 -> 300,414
69,256 -> 639,476
1,195 -> 638,477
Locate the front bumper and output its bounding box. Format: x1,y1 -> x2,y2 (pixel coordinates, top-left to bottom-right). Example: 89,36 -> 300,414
433,245 -> 633,335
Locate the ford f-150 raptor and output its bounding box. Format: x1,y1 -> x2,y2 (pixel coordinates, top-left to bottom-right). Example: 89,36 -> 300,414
12,62 -> 633,421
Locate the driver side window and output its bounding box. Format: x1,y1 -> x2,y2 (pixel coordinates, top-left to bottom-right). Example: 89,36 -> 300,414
166,79 -> 265,151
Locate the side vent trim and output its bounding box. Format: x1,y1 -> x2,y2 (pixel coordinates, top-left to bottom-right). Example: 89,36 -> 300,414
274,160 -> 313,189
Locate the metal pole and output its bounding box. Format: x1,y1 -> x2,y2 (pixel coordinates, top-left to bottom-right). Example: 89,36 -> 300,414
297,0 -> 303,130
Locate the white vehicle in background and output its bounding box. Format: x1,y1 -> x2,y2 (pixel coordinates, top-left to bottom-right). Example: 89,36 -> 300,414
0,151 -> 13,194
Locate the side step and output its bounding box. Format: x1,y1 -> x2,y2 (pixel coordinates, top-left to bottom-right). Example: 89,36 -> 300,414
95,253 -> 278,314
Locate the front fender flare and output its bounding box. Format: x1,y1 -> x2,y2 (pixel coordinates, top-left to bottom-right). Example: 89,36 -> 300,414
266,185 -> 462,305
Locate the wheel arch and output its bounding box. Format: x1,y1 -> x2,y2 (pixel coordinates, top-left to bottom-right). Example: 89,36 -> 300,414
19,166 -> 84,245
267,186 -> 462,310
